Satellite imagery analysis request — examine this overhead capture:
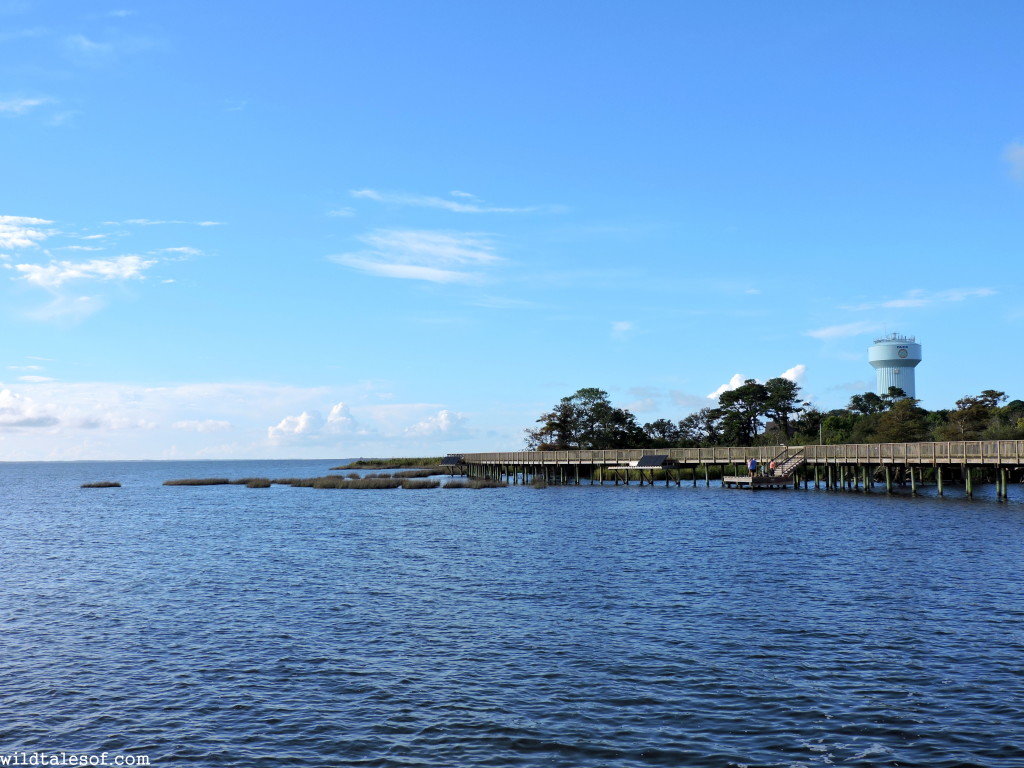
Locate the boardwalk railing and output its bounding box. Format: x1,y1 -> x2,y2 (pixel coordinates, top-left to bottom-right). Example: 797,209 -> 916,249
461,441 -> 1024,468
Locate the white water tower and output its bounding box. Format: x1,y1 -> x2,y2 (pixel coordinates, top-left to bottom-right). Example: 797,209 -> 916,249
868,333 -> 922,398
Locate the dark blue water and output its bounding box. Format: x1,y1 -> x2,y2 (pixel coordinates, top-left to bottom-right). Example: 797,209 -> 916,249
2,461 -> 1023,767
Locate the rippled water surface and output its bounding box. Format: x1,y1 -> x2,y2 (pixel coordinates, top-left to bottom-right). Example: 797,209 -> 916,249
2,460 -> 1023,767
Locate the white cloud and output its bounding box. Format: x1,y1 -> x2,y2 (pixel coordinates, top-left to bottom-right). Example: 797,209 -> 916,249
173,420 -> 232,433
842,288 -> 995,312
780,364 -> 806,383
351,188 -> 537,214
805,320 -> 882,340
0,215 -> 53,249
611,321 -> 634,340
1006,141 -> 1024,182
329,207 -> 355,217
708,374 -> 746,399
0,388 -> 59,428
26,295 -> 105,323
404,409 -> 468,438
331,229 -> 500,284
267,401 -> 366,445
15,255 -> 157,289
268,410 -> 324,443
64,34 -> 115,61
0,97 -> 49,115
18,375 -> 54,383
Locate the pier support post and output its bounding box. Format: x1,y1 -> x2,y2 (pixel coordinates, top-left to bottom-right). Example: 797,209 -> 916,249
937,466 -> 943,496
814,465 -> 819,489
910,466 -> 917,495
885,465 -> 892,494
965,467 -> 973,498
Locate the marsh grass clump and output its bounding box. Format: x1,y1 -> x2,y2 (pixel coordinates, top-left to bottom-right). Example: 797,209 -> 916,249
401,479 -> 440,489
272,478 -> 311,486
530,478 -> 549,489
331,457 -> 442,470
164,478 -> 231,486
81,481 -> 121,488
311,476 -> 402,490
245,478 -> 272,488
394,469 -> 440,478
444,480 -> 469,489
469,478 -> 508,489
345,472 -> 361,479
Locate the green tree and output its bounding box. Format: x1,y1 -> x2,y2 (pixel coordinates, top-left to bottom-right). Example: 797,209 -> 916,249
714,379 -> 769,446
678,407 -> 721,446
874,397 -> 929,443
763,377 -> 805,439
847,391 -> 887,416
525,388 -> 643,450
935,390 -> 1006,440
642,418 -> 681,447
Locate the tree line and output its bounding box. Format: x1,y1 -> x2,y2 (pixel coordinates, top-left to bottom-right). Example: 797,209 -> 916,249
525,383 -> 1024,450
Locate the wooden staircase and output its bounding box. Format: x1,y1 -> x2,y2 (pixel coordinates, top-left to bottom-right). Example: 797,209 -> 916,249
772,448 -> 805,478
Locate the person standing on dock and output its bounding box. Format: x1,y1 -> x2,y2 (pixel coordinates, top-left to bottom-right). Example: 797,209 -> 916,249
748,458 -> 757,478
768,459 -> 776,477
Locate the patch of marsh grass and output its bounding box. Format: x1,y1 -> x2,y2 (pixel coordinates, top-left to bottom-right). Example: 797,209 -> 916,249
469,478 -> 508,489
394,469 -> 440,478
81,481 -> 121,488
444,480 -> 469,489
164,478 -> 231,486
401,479 -> 440,489
331,457 -> 442,470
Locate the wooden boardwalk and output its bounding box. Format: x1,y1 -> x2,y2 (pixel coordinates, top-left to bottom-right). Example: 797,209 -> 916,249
456,440 -> 1024,499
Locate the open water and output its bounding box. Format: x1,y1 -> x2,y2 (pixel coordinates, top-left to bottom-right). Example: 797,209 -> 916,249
1,460 -> 1023,767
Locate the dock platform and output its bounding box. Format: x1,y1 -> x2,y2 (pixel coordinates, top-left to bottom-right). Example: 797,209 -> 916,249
722,475 -> 792,489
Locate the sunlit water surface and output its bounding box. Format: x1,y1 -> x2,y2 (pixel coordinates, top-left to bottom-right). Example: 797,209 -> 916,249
1,460 -> 1022,767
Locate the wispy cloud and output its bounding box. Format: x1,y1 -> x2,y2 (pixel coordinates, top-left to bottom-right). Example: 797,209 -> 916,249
1005,141 -> 1024,182
805,320 -> 883,340
841,288 -> 996,311
104,219 -> 222,227
331,229 -> 501,284
173,420 -> 232,433
611,320 -> 635,340
0,96 -> 50,115
352,188 -> 540,214
14,255 -> 157,289
63,34 -> 116,64
0,215 -> 53,249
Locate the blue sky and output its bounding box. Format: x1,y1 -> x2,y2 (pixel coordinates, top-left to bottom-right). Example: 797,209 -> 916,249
1,1 -> 1022,460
